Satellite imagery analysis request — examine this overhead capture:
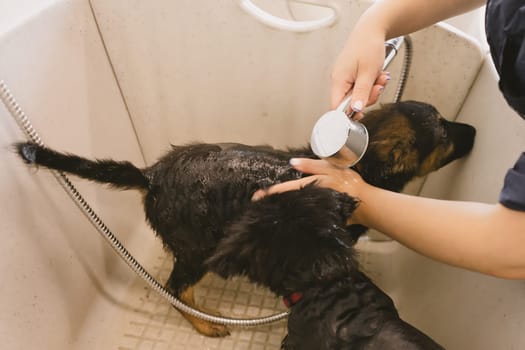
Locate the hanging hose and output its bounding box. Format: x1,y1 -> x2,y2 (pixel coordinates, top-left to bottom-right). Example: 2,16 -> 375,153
393,35 -> 412,102
0,35 -> 411,328
384,35 -> 413,103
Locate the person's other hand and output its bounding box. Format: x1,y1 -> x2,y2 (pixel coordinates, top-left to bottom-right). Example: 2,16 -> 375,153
252,158 -> 367,224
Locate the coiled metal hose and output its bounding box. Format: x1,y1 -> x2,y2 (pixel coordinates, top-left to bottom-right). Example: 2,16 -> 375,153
0,80 -> 288,327
0,35 -> 411,327
385,35 -> 413,103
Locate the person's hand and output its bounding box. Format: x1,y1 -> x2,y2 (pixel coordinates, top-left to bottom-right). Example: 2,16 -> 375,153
251,158 -> 368,224
330,22 -> 390,120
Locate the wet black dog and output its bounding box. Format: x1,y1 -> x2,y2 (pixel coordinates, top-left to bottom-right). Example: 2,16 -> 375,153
206,185 -> 445,349
16,101 -> 474,341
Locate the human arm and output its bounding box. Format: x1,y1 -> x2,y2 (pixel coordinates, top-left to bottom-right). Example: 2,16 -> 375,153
333,0 -> 486,113
253,158 -> 525,279
356,183 -> 525,280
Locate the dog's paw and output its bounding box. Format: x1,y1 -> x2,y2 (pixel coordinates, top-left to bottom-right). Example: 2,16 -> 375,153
174,285 -> 231,337
187,312 -> 231,337
194,319 -> 231,338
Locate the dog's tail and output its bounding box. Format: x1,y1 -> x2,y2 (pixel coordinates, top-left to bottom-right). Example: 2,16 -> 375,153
15,142 -> 149,190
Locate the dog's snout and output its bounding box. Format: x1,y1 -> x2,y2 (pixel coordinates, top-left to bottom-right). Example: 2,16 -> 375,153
447,121 -> 476,159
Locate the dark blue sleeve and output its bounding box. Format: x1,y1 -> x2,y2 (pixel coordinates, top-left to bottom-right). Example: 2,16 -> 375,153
499,153 -> 525,211
485,0 -> 525,118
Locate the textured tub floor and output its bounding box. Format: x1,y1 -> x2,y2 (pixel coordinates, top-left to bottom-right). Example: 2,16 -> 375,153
115,253 -> 288,350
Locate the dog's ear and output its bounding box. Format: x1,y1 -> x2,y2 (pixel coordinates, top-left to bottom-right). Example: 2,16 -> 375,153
358,138 -> 419,192
358,105 -> 421,191
206,185 -> 359,295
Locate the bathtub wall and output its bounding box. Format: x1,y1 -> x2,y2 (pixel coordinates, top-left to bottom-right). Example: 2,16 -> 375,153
0,1 -> 159,349
89,0 -> 483,165
381,53 -> 525,350
1,0 -> 523,349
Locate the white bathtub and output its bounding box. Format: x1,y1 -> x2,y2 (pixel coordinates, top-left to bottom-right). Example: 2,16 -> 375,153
1,1 -> 524,349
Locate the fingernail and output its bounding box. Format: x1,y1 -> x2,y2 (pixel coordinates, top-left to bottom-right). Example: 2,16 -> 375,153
386,74 -> 391,81
252,191 -> 263,201
351,100 -> 363,112
378,87 -> 384,94
289,158 -> 301,166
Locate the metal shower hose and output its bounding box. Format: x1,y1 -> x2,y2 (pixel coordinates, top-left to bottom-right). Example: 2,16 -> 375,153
0,35 -> 411,328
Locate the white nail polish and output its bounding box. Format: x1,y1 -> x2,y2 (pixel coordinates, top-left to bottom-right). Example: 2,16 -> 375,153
289,158 -> 301,166
352,100 -> 363,112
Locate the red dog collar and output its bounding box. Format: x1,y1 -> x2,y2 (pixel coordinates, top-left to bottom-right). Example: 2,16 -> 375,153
283,292 -> 303,308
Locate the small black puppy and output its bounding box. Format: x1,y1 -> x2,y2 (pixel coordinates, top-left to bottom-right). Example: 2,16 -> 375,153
206,185 -> 445,349
15,101 -> 475,338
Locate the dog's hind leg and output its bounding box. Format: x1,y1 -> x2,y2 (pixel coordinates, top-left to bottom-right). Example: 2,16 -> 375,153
166,259 -> 231,337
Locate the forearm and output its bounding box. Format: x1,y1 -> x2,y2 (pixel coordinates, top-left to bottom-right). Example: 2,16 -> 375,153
355,183 -> 525,279
355,0 -> 486,40
254,158 -> 525,279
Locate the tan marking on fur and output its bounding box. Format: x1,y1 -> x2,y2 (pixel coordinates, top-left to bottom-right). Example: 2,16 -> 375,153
368,115 -> 419,174
418,143 -> 455,176
176,279 -> 231,337
370,117 -> 415,158
391,147 -> 419,174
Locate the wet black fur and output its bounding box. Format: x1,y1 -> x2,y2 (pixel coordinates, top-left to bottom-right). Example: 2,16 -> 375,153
16,101 -> 474,348
206,187 -> 444,349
